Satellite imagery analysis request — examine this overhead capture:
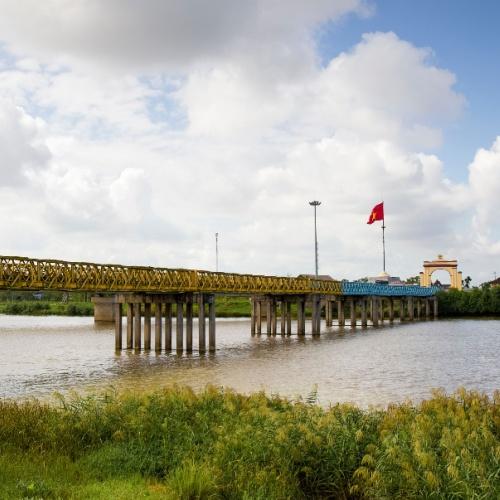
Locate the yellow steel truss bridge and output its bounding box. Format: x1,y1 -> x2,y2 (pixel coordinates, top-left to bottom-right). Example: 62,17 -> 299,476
0,256 -> 342,295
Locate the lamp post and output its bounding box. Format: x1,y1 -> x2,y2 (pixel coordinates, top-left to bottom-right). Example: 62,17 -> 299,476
215,232 -> 219,272
309,201 -> 321,277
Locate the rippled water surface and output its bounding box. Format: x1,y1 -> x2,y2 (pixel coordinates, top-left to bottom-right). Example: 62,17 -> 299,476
0,316 -> 498,406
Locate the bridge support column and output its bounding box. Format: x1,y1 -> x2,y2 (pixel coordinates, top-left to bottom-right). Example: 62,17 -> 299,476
361,298 -> 367,327
266,299 -> 272,336
251,298 -> 256,336
198,294 -> 206,353
271,299 -> 277,336
389,298 -> 394,323
326,299 -> 332,327
114,302 -> 122,350
186,295 -> 193,352
399,299 -> 405,321
337,299 -> 345,327
371,297 -> 379,327
165,302 -> 172,351
297,297 -> 306,336
311,295 -> 321,335
286,301 -> 292,335
134,302 -> 142,350
155,302 -> 162,352
256,300 -> 262,335
380,299 -> 385,323
350,298 -> 356,328
126,303 -> 134,349
408,298 -> 414,321
208,294 -> 216,352
280,300 -> 286,335
176,298 -> 184,353
425,298 -> 431,319
433,297 -> 438,319
416,299 -> 422,320
144,303 -> 151,350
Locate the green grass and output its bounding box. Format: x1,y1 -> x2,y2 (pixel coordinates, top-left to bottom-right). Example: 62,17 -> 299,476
0,386 -> 498,499
0,300 -> 94,316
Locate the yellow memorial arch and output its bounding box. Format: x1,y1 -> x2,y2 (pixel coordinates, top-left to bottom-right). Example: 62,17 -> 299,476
419,255 -> 462,290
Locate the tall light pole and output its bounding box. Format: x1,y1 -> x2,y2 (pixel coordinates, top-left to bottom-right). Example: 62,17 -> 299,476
309,201 -> 321,277
215,232 -> 219,272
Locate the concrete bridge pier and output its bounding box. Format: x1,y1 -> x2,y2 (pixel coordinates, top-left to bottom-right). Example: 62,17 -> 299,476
349,297 -> 357,327
297,297 -> 306,335
433,297 -> 438,319
311,294 -> 321,335
408,297 -> 415,321
198,294 -> 206,352
425,298 -> 431,319
286,301 -> 292,335
371,297 -> 379,326
389,298 -> 394,323
337,298 -> 345,327
325,299 -> 333,327
114,292 -> 216,354
361,298 -> 368,327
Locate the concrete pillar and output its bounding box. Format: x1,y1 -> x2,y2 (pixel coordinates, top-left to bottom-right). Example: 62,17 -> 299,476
164,302 -> 172,351
297,297 -> 305,336
371,297 -> 379,327
134,302 -> 142,350
312,295 -> 321,335
286,301 -> 292,335
379,299 -> 384,323
389,298 -> 394,323
144,302 -> 151,350
416,299 -> 422,320
425,298 -> 431,319
399,299 -> 405,321
256,300 -> 262,335
280,301 -> 286,335
350,298 -> 356,327
326,299 -> 332,327
361,299 -> 367,327
126,303 -> 133,349
251,298 -> 256,336
176,298 -> 184,353
186,295 -> 193,352
337,299 -> 345,327
408,297 -> 414,321
92,296 -> 115,322
266,299 -> 272,336
114,302 -> 122,350
155,302 -> 162,352
208,294 -> 216,352
198,294 -> 206,353
433,297 -> 438,319
271,299 -> 277,336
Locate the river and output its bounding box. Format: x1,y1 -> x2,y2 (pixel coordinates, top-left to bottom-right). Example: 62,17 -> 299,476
0,315 -> 498,407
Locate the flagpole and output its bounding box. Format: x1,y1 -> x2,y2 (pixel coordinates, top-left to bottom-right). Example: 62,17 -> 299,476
382,216 -> 386,273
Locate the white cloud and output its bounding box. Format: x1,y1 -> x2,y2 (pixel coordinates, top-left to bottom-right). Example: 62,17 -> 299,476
0,2 -> 495,285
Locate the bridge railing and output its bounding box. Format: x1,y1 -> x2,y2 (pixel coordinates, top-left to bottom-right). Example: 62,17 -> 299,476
341,281 -> 439,297
0,256 -> 343,295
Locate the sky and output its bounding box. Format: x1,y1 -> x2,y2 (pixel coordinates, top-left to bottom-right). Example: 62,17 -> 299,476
0,0 -> 499,284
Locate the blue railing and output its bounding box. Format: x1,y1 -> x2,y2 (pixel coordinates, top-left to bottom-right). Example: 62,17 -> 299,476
341,282 -> 439,297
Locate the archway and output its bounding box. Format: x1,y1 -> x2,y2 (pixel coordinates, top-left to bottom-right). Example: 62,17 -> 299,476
420,255 -> 462,290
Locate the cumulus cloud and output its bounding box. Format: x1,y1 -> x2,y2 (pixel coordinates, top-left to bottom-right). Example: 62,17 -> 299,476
0,98 -> 50,185
0,1 -> 495,283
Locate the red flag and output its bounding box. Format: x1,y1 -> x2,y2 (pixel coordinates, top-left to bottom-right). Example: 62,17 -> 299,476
367,202 -> 384,224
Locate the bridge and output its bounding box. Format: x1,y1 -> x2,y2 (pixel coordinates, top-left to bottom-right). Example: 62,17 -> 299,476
0,255 -> 439,352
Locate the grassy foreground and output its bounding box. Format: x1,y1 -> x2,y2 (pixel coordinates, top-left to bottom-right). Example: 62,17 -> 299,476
0,387 -> 498,499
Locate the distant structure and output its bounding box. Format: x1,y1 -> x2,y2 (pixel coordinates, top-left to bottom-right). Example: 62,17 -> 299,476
482,277 -> 500,288
420,255 -> 462,290
365,271 -> 406,286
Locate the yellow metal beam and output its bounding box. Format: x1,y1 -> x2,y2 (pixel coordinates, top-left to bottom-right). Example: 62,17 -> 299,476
0,256 -> 342,295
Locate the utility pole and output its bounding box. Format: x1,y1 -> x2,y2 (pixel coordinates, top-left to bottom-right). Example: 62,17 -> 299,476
215,232 -> 219,272
309,201 -> 321,277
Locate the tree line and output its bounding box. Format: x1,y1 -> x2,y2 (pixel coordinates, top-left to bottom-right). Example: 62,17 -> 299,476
438,287 -> 500,316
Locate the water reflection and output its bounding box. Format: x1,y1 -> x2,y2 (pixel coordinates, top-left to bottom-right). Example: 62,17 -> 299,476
0,315 -> 498,407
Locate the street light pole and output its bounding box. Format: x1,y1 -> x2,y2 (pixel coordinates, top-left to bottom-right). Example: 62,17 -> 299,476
215,232 -> 219,272
309,201 -> 321,277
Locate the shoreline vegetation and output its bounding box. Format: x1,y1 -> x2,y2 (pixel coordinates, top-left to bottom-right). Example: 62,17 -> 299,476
0,386 -> 498,499
1,288 -> 500,318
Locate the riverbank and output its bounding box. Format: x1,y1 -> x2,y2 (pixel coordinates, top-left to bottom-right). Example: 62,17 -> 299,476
0,386 -> 497,499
